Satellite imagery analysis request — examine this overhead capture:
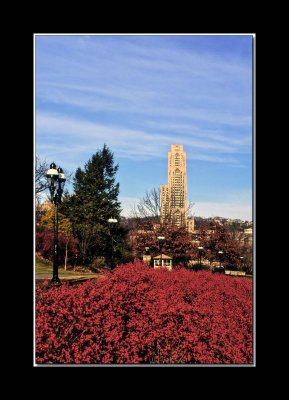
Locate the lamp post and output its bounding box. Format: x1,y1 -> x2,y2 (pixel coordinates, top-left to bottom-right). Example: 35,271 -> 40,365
157,236 -> 165,267
143,246 -> 151,265
74,253 -> 78,272
240,256 -> 244,271
46,163 -> 66,283
108,218 -> 118,270
218,250 -> 224,268
197,246 -> 204,268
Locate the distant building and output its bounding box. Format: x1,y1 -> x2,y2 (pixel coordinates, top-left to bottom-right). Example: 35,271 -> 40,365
160,144 -> 193,231
243,227 -> 253,245
186,217 -> 195,233
244,228 -> 253,235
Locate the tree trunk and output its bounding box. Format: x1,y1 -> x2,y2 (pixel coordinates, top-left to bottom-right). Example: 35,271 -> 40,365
64,240 -> 69,271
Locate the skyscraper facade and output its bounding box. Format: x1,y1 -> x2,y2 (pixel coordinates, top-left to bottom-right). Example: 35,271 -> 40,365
160,144 -> 189,227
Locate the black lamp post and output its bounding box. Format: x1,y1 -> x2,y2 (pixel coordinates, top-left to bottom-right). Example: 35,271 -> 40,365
240,256 -> 244,271
46,163 -> 66,283
143,246 -> 151,265
108,218 -> 118,270
197,246 -> 204,268
157,236 -> 165,267
74,254 -> 78,272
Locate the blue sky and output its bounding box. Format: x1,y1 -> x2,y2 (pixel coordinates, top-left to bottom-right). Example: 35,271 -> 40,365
35,34 -> 253,220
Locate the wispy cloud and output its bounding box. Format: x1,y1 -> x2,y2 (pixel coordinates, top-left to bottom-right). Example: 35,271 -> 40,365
38,86 -> 251,128
37,112 -> 249,165
36,35 -> 251,130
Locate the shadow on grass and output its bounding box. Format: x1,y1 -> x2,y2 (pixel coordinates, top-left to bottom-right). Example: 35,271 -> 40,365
36,277 -> 99,286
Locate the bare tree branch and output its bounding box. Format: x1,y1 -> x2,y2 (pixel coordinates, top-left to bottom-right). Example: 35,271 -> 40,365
35,155 -> 73,203
35,155 -> 49,195
136,188 -> 160,218
132,188 -> 195,228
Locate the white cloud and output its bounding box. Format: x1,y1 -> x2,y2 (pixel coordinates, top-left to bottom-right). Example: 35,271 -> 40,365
36,112 -> 248,165
37,85 -> 251,128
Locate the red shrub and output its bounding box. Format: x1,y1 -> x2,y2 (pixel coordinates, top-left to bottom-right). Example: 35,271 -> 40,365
36,259 -> 253,364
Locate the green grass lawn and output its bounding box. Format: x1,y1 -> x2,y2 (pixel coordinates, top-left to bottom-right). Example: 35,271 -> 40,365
35,257 -> 102,281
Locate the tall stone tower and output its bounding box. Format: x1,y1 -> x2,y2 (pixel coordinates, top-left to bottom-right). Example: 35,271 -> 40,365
160,144 -> 188,227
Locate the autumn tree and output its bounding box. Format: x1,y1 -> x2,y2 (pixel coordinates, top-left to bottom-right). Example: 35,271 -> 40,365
241,236 -> 253,274
37,201 -> 78,270
132,221 -> 193,266
36,231 -> 78,267
201,224 -> 243,268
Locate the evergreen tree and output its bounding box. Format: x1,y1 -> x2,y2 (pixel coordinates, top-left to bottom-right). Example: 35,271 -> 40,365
61,145 -> 122,265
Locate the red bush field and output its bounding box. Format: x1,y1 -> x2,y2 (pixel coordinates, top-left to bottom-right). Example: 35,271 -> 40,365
36,259 -> 253,364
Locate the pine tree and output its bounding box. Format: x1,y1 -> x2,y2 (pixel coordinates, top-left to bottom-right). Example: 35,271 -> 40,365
61,145 -> 122,265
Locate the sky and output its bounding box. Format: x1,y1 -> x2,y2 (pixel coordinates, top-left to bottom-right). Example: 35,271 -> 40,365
35,34 -> 253,221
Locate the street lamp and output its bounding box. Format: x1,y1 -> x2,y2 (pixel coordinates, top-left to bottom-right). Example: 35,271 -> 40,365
157,236 -> 165,267
143,246 -> 151,265
240,256 -> 244,271
46,163 -> 66,283
218,250 -> 224,268
74,253 -> 78,272
197,246 -> 204,268
108,218 -> 118,270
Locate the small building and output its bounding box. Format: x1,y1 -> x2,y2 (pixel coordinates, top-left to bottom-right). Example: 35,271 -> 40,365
153,254 -> 173,270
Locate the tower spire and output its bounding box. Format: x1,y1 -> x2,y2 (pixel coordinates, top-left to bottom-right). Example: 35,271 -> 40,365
160,144 -> 187,227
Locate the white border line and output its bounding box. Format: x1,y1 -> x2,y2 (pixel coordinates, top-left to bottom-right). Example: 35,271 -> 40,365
34,33 -> 255,36
33,34 -> 36,366
34,33 -> 255,367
